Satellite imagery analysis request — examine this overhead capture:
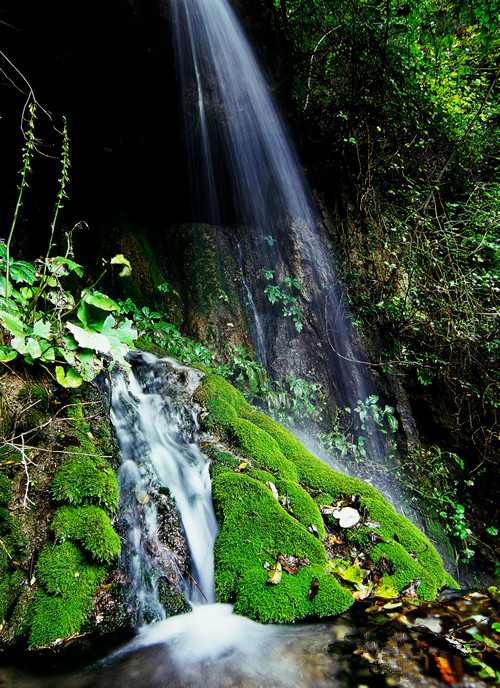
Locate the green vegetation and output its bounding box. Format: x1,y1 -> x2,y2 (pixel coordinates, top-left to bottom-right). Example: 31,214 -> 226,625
52,454 -> 119,512
31,538 -> 107,645
261,269 -> 304,333
52,504 -> 121,564
0,103 -> 136,388
196,372 -> 447,622
272,0 -> 499,578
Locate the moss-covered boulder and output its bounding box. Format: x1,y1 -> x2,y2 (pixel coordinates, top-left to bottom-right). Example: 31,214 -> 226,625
195,372 -> 448,623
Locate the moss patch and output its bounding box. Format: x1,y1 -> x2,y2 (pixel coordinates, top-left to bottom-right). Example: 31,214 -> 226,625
212,472 -> 352,622
196,373 -> 448,623
52,454 -> 119,512
52,505 -> 121,564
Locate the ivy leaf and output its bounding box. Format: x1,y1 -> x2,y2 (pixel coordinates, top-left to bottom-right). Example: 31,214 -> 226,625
55,365 -> 83,388
32,319 -> 52,340
0,346 -> 17,362
11,335 -> 42,359
81,289 -> 120,313
100,316 -> 137,352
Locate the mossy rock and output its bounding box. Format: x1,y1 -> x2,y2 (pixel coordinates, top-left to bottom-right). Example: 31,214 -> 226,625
36,541 -> 107,598
0,474 -> 11,506
29,588 -> 92,648
52,454 -> 119,512
212,472 -> 353,622
51,505 -> 121,564
28,541 -> 107,647
196,373 -> 448,623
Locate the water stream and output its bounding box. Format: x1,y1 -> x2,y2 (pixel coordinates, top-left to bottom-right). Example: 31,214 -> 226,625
171,0 -> 376,419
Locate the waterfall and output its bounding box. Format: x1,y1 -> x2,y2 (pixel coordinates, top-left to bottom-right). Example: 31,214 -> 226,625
103,352 -> 218,619
171,0 -> 385,461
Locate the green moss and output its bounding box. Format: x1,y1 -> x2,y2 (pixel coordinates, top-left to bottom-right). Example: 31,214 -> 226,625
228,418 -> 298,480
29,588 -> 91,648
443,571 -> 461,589
233,564 -> 352,623
52,505 -> 121,564
360,496 -> 445,592
52,454 -> 119,512
36,541 -> 106,597
0,473 -> 11,506
0,568 -> 23,621
203,397 -> 239,431
211,472 -> 349,622
28,541 -> 107,647
198,371 -> 447,622
195,373 -> 252,416
246,467 -> 277,483
274,478 -> 326,540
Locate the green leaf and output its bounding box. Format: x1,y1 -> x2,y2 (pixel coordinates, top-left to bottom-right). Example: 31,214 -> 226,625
9,261 -> 37,285
110,254 -> 132,277
55,366 -> 83,388
66,322 -> 111,353
81,289 -> 120,313
32,319 -> 52,340
24,337 -> 43,359
50,256 -> 84,278
0,310 -> 25,337
0,346 -> 17,362
39,345 -> 56,362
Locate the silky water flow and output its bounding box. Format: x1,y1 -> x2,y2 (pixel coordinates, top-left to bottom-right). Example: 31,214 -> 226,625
170,0 -> 390,469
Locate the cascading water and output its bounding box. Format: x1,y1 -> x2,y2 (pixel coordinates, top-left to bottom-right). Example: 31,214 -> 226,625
171,0 -> 385,461
102,352 -> 218,616
81,352 -> 352,688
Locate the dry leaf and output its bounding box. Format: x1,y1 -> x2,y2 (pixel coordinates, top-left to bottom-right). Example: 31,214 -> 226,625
266,481 -> 279,499
266,561 -> 282,585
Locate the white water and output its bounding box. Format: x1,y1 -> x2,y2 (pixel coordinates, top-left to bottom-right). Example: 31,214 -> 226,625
107,352 -> 218,612
171,0 -> 385,459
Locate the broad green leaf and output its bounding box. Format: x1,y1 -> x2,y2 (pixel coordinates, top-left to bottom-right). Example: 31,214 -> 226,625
110,254 -> 132,277
66,322 -> 111,353
0,311 -> 25,337
32,319 -> 52,340
55,365 -> 83,388
101,316 -> 137,349
82,289 -> 120,313
20,286 -> 34,300
0,346 -> 17,362
39,345 -> 56,362
10,261 -> 37,285
50,256 -> 84,278
24,337 -> 43,359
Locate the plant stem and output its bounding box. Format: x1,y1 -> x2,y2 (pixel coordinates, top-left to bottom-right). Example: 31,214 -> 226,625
5,102 -> 36,306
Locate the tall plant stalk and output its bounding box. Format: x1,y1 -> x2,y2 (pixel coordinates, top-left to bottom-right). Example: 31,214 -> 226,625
5,102 -> 36,306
